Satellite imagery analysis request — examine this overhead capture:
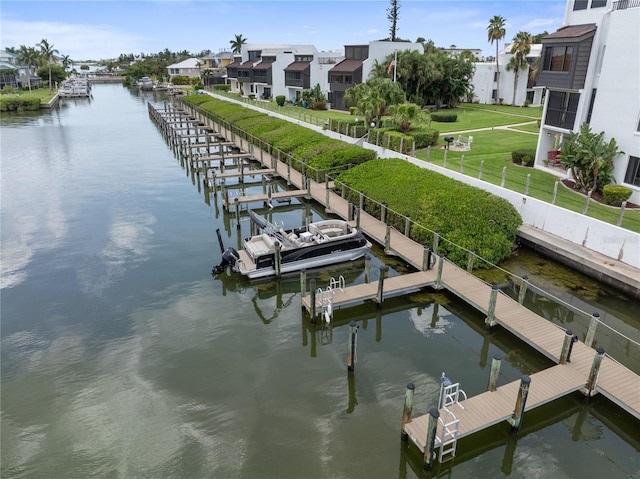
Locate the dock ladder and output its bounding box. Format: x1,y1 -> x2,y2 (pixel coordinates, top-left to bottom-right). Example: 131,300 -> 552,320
435,372 -> 467,462
315,276 -> 345,344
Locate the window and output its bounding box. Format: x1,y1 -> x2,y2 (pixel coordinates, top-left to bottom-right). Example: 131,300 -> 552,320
491,89 -> 497,99
591,0 -> 607,7
573,0 -> 588,9
261,56 -> 276,63
493,72 -> 499,82
295,55 -> 313,62
542,46 -> 573,72
248,50 -> 261,60
546,91 -> 580,129
624,156 -> 640,186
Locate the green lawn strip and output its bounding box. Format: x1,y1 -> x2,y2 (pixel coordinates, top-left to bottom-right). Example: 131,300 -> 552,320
431,108 -> 538,132
459,102 -> 543,119
415,129 -> 640,232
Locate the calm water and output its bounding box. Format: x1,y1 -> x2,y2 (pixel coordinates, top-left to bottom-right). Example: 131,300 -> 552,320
1,85 -> 638,479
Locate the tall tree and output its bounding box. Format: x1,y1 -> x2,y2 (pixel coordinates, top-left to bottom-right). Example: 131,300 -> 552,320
387,0 -> 401,42
344,78 -> 405,126
16,45 -> 40,92
38,38 -> 59,92
230,34 -> 247,54
61,54 -> 72,72
487,15 -> 506,103
505,31 -> 532,105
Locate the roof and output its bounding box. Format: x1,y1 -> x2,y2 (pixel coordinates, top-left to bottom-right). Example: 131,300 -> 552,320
166,57 -> 201,69
284,61 -> 310,72
252,61 -> 272,71
543,24 -> 597,41
238,59 -> 255,69
329,59 -> 363,73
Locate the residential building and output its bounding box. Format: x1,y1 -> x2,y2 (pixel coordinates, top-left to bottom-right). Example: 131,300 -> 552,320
166,58 -> 204,80
0,49 -> 41,89
226,44 -> 319,100
328,41 -> 423,111
534,0 -> 640,203
470,44 -> 543,106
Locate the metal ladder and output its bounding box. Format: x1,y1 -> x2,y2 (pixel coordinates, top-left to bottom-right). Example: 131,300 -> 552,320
315,276 -> 344,344
435,372 -> 467,462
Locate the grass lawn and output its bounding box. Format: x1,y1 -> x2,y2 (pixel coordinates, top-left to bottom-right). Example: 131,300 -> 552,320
205,92 -> 639,233
2,88 -> 57,103
415,128 -> 640,232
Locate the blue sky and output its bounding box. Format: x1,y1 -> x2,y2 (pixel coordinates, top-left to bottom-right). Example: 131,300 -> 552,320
1,1 -> 567,61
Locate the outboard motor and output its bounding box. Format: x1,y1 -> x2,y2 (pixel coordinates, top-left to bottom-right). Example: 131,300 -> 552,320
212,247 -> 240,274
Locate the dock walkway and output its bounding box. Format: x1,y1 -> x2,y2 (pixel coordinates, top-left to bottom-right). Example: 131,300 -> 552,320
160,103 -> 640,446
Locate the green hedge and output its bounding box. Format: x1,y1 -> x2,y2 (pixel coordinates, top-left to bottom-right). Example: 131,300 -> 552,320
183,94 -> 376,173
603,185 -> 632,206
337,159 -> 522,268
430,112 -> 457,122
211,84 -> 231,92
0,96 -> 41,112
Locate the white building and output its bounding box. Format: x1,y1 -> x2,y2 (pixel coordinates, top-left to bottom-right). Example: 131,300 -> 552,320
534,0 -> 640,203
166,58 -> 204,80
470,44 -> 543,107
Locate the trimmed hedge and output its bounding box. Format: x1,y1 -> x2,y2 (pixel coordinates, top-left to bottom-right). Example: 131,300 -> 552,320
430,112 -> 457,122
603,185 -> 633,206
182,94 -> 376,173
337,159 -> 522,268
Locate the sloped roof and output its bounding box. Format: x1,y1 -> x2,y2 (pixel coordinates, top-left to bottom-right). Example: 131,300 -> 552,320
544,24 -> 597,41
329,59 -> 363,73
284,61 -> 310,72
166,57 -> 201,69
252,61 -> 272,71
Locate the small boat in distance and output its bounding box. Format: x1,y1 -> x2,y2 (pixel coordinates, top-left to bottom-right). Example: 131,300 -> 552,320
213,210 -> 371,279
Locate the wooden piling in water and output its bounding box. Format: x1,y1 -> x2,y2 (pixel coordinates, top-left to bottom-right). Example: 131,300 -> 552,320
487,353 -> 503,391
508,375 -> 531,431
423,408 -> 440,470
584,312 -> 599,348
484,285 -> 500,328
300,269 -> 307,298
560,329 -> 575,364
364,254 -> 371,284
376,266 -> 388,306
518,275 -> 529,304
310,279 -> 317,323
586,347 -> 605,396
347,321 -> 358,372
401,383 -> 415,440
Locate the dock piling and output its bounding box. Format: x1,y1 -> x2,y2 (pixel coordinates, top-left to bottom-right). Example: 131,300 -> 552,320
584,312 -> 600,348
508,375 -> 531,431
466,249 -> 476,273
487,353 -> 504,391
376,266 -> 389,306
364,255 -> 371,283
435,253 -> 444,289
484,285 -> 500,329
300,269 -> 307,298
385,224 -> 391,254
310,279 -> 317,323
400,383 -> 415,441
347,321 -> 358,372
423,408 -> 440,470
518,276 -> 529,304
274,241 -> 281,278
586,347 -> 605,397
560,329 -> 576,364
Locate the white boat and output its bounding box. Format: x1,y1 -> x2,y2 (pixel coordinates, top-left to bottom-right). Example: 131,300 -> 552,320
59,78 -> 91,97
213,210 -> 372,279
137,76 -> 155,90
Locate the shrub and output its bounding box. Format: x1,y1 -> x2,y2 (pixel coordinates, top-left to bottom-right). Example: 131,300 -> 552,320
411,130 -> 440,148
511,149 -> 536,165
522,155 -> 533,167
171,75 -> 190,86
603,185 -> 633,206
430,112 -> 457,122
349,106 -> 357,116
0,96 -> 40,112
275,95 -> 285,107
211,84 -> 231,92
337,159 -> 521,268
248,94 -> 255,100
312,100 -> 327,110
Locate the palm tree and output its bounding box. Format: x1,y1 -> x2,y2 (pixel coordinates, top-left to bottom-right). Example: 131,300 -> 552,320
505,31 -> 532,105
487,15 -> 506,103
230,34 -> 247,54
61,54 -> 72,73
16,45 -> 40,92
38,38 -> 59,92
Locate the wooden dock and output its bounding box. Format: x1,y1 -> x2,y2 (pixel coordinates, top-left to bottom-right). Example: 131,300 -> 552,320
155,102 -> 640,443
222,189 -> 308,210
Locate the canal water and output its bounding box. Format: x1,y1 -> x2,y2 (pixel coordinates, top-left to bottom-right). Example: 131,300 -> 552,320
1,84 -> 638,479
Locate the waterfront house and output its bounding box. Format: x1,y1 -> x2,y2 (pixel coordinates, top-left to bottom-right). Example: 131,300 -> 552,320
166,58 -> 203,81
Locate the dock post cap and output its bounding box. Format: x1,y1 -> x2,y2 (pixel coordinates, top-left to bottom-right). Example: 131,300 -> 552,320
349,320 -> 357,328
406,383 -> 415,390
493,353 -> 504,360
428,407 -> 440,418
596,347 -> 605,354
521,375 -> 531,385
491,284 -> 500,290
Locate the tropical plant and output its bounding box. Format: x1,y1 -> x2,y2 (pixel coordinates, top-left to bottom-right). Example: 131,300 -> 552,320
387,0 -> 401,41
344,78 -> 405,126
16,45 -> 40,92
230,34 -> 247,54
505,31 -> 532,106
301,84 -> 327,110
38,38 -> 59,92
559,123 -> 624,194
60,54 -> 72,72
487,15 -> 507,103
388,102 -> 421,133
